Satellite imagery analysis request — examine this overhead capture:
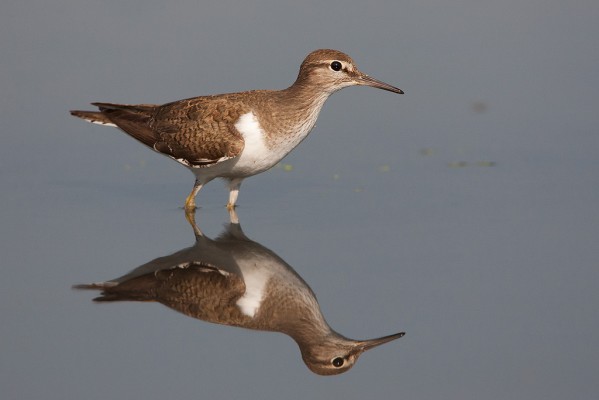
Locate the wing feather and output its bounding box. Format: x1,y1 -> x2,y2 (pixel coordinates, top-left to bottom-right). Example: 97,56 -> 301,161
73,96 -> 251,167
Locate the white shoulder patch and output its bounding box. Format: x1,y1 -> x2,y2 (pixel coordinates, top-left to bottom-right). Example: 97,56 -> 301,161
230,111 -> 277,174
236,267 -> 270,318
234,111 -> 268,155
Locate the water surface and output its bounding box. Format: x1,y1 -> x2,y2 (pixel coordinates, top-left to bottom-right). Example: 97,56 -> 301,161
2,1 -> 599,399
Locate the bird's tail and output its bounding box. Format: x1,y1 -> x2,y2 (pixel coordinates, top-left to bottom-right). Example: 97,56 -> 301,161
70,110 -> 116,126
70,103 -> 160,149
70,102 -> 156,126
73,278 -> 158,303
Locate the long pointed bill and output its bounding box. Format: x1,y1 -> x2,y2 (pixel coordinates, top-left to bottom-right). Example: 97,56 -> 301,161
356,74 -> 404,94
359,331 -> 405,352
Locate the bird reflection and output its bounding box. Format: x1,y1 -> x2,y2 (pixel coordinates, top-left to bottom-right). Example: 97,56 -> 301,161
75,210 -> 404,375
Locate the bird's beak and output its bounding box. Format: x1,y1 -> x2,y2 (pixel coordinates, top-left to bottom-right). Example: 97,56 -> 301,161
358,331 -> 405,352
356,73 -> 404,94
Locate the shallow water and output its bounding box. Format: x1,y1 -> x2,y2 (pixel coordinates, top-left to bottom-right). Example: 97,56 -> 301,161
2,1 -> 599,399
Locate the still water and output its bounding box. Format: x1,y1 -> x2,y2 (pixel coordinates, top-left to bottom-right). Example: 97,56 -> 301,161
2,1 -> 599,398
74,210 -> 405,376
3,143 -> 598,398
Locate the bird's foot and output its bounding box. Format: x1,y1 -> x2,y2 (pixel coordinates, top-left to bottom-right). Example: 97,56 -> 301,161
184,195 -> 197,212
184,204 -> 197,212
227,207 -> 240,225
183,207 -> 203,237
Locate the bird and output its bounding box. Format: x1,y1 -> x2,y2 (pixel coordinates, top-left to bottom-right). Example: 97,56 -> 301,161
70,49 -> 403,210
74,209 -> 405,375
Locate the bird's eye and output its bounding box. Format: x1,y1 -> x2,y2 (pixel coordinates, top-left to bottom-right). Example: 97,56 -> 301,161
332,357 -> 345,367
330,61 -> 342,71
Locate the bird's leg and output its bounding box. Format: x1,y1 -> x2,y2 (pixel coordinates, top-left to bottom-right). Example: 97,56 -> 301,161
227,178 -> 243,210
184,207 -> 204,238
227,207 -> 240,225
185,179 -> 203,211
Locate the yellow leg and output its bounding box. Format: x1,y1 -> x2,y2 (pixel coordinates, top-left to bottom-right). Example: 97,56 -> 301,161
185,179 -> 203,210
184,207 -> 203,237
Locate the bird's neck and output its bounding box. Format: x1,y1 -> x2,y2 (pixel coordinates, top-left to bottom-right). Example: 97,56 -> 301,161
279,300 -> 336,346
253,82 -> 330,149
281,77 -> 334,110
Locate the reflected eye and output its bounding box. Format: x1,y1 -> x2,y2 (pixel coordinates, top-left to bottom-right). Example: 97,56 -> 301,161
332,357 -> 344,367
330,61 -> 342,71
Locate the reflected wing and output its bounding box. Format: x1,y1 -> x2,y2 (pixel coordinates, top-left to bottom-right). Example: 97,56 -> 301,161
77,263 -> 248,324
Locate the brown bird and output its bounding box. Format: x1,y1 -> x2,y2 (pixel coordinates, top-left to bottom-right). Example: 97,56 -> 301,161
74,210 -> 405,375
70,49 -> 403,210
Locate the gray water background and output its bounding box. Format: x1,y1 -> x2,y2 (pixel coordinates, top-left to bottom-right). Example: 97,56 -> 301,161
1,1 -> 598,399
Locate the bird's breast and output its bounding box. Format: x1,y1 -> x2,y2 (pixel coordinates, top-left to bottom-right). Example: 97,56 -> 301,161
235,260 -> 275,318
230,110 -> 317,176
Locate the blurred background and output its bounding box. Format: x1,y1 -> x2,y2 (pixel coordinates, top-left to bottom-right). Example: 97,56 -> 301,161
1,1 -> 598,399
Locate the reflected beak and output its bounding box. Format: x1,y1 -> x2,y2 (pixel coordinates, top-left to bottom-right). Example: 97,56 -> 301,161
358,331 -> 405,352
356,73 -> 404,94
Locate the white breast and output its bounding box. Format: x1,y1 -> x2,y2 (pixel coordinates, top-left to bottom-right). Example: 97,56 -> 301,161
236,266 -> 271,318
231,107 -> 325,176
231,112 -> 276,175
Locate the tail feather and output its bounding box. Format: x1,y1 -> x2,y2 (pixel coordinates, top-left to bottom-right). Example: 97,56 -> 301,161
73,278 -> 158,303
70,103 -> 160,148
70,110 -> 116,127
91,102 -> 156,113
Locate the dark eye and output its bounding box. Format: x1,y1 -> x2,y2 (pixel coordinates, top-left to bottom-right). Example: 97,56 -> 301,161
332,357 -> 344,367
330,61 -> 342,71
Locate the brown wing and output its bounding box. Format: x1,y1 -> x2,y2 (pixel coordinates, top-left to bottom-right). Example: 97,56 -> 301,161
80,263 -> 249,325
149,97 -> 249,166
153,263 -> 248,325
90,96 -> 249,167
